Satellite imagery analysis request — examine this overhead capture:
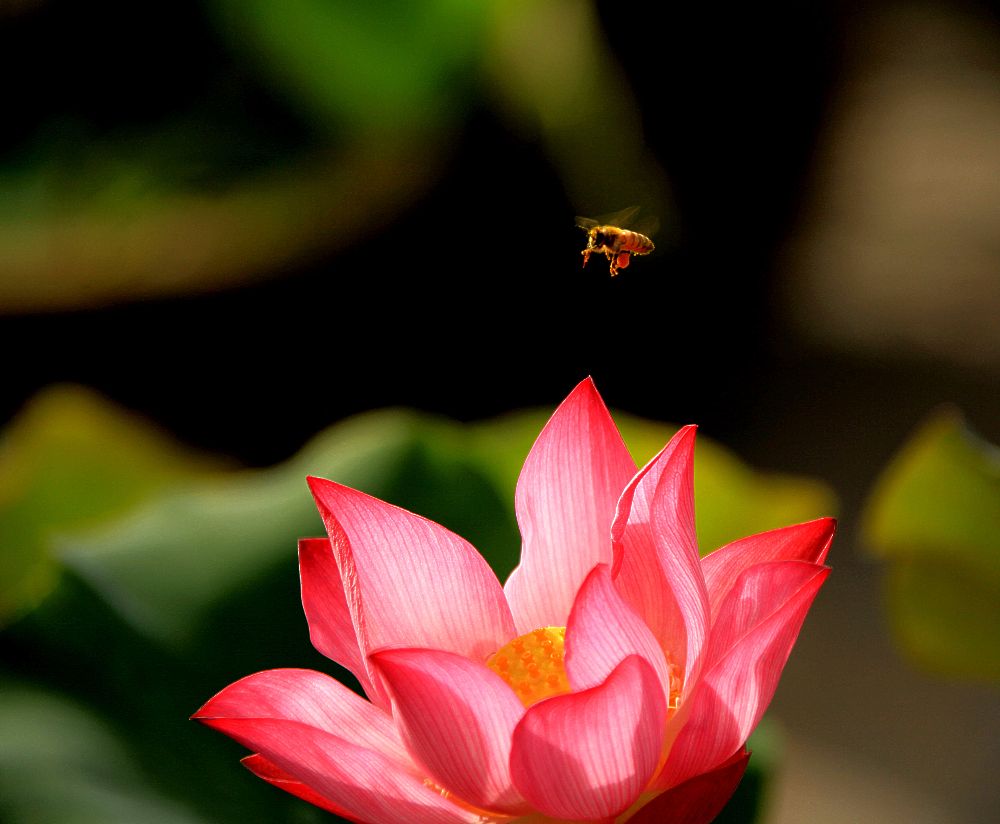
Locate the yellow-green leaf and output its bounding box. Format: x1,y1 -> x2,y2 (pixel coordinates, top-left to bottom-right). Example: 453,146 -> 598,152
0,684 -> 212,824
0,385 -> 226,622
862,408 -> 1000,679
468,408 -> 837,555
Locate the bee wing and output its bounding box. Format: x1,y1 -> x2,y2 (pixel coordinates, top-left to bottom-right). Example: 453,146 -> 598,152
631,212 -> 660,238
576,206 -> 658,237
576,205 -> 652,230
597,205 -> 642,228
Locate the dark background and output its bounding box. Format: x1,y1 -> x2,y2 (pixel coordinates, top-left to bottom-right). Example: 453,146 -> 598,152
0,2 -> 848,462
3,2 -> 996,464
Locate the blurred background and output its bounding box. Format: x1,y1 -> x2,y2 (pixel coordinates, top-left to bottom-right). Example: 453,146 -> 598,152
1,1 -> 999,822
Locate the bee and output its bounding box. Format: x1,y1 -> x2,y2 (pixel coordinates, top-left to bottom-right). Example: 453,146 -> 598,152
576,206 -> 656,276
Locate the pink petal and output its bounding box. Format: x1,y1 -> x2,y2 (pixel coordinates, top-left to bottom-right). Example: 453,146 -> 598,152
298,537 -> 377,702
510,656 -> 666,821
505,378 -> 637,632
700,518 -> 836,620
655,563 -> 828,789
625,749 -> 749,824
703,561 -> 830,670
371,648 -> 529,815
308,476 -> 516,672
242,754 -> 352,818
612,426 -> 710,694
200,716 -> 500,824
565,564 -> 672,702
193,668 -> 408,765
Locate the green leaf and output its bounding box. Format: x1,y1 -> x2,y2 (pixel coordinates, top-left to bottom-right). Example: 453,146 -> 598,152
715,720 -> 782,824
209,0 -> 490,133
0,139 -> 444,313
55,402 -> 834,650
0,682 -> 210,824
862,407 -> 1000,679
467,408 -> 837,555
59,410 -> 516,648
617,412 -> 837,554
0,385 -> 225,623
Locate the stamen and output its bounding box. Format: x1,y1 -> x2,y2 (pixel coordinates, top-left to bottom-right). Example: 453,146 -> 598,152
664,652 -> 683,712
487,628 -> 686,714
487,627 -> 570,707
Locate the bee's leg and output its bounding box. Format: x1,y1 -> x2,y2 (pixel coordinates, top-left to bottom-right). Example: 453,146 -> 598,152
581,249 -> 592,268
611,250 -> 632,277
602,248 -> 615,276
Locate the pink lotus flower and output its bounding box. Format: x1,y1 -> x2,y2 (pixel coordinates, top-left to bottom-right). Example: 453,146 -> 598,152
195,379 -> 833,823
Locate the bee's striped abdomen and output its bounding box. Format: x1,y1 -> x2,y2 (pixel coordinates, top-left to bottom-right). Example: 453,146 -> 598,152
619,230 -> 655,256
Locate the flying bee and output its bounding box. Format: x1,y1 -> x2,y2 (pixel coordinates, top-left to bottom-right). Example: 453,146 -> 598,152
576,206 -> 656,276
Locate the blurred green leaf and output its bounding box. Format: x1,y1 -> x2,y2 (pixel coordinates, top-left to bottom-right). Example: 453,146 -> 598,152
862,407 -> 1000,679
617,412 -> 837,554
0,682 -> 208,824
486,0 -> 674,225
0,140 -> 444,312
0,7 -> 453,312
0,385 -> 225,623
210,0 -> 490,133
715,720 -> 782,824
2,571 -> 334,824
468,408 -> 837,556
59,410 -> 517,648
54,401 -> 833,648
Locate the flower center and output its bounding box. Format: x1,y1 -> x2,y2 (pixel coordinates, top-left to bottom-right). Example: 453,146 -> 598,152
486,627 -> 571,707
